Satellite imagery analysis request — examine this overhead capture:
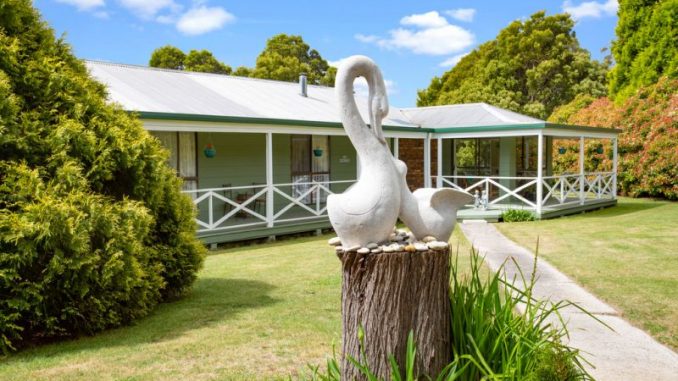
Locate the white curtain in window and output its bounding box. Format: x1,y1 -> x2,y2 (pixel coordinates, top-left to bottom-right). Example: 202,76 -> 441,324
178,132 -> 196,178
152,131 -> 178,171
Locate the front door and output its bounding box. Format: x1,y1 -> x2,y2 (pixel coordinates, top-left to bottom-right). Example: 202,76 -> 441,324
291,135 -> 330,204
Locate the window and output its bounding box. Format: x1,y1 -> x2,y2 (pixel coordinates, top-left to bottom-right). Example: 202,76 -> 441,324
291,135 -> 330,203
453,138 -> 499,176
516,137 -> 547,177
152,131 -> 198,192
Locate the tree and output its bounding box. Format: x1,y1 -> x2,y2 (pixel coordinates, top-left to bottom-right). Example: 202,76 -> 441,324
0,0 -> 205,352
149,45 -> 185,70
149,46 -> 231,74
232,65 -> 252,77
608,0 -> 678,102
251,34 -> 336,85
417,11 -> 609,119
184,49 -> 232,74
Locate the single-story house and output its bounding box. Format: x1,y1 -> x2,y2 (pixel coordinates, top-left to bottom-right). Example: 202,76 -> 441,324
87,61 -> 620,244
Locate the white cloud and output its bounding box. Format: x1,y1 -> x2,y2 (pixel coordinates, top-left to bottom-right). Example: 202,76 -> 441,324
400,11 -> 448,28
55,0 -> 105,11
355,34 -> 379,43
356,11 -> 474,56
117,0 -> 179,19
445,8 -> 476,22
176,6 -> 235,35
439,52 -> 469,68
563,0 -> 618,20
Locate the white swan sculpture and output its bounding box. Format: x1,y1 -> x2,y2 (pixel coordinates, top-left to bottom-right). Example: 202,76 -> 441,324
327,56 -> 401,248
328,55 -> 473,248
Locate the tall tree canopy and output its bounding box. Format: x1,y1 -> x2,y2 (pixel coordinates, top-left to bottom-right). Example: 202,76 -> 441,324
251,34 -> 336,86
149,46 -> 231,74
0,0 -> 204,351
184,49 -> 231,74
149,45 -> 185,70
417,11 -> 609,119
608,0 -> 677,102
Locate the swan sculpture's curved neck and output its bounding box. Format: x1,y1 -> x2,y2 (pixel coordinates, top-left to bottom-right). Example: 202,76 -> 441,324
336,56 -> 389,163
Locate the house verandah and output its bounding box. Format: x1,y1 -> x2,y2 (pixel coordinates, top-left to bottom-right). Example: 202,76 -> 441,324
143,115 -> 427,244
433,123 -> 619,221
146,115 -> 619,244
85,60 -> 620,245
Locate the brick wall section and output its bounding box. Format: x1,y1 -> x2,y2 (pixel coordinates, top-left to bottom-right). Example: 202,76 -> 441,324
398,138 -> 437,191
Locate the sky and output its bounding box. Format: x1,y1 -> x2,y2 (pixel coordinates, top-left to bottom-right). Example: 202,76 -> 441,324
34,0 -> 619,107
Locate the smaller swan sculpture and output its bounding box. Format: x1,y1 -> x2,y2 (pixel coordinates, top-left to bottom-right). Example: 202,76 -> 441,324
394,160 -> 473,242
328,55 -> 473,247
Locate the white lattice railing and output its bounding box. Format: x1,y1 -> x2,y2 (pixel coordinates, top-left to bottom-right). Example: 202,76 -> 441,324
183,180 -> 355,233
437,171 -> 616,213
439,176 -> 538,209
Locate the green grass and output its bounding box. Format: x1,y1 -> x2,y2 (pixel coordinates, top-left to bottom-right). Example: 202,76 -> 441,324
0,227 -> 472,380
495,197 -> 678,350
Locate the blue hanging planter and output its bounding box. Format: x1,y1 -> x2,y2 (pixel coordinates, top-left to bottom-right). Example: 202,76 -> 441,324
313,148 -> 323,157
596,146 -> 604,154
204,143 -> 216,158
558,147 -> 567,155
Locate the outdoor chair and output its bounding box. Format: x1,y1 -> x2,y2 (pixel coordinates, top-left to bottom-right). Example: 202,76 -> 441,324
251,182 -> 266,215
222,183 -> 233,215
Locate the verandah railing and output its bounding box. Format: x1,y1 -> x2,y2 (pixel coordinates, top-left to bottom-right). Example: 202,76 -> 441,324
183,180 -> 355,233
435,171 -> 615,212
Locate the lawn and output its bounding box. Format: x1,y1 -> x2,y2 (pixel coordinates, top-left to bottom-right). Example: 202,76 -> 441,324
0,228 -> 472,380
496,197 -> 678,350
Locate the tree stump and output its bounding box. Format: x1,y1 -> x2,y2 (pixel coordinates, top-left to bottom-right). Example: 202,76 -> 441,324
338,248 -> 451,380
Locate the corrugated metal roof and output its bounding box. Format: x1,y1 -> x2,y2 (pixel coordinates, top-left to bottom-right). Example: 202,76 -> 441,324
86,61 -> 418,128
86,61 -> 545,129
400,103 -> 544,128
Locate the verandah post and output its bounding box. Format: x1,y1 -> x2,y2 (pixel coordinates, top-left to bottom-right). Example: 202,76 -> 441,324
266,132 -> 274,227
436,137 -> 443,188
424,133 -> 432,188
612,137 -> 618,199
579,136 -> 585,204
536,132 -> 544,216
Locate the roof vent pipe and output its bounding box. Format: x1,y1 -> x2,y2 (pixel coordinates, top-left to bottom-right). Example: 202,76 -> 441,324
299,73 -> 307,97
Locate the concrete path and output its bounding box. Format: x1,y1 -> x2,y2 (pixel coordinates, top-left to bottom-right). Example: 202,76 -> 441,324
459,221 -> 678,381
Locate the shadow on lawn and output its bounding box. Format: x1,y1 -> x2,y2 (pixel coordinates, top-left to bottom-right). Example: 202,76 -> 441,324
590,198 -> 665,218
4,277 -> 278,361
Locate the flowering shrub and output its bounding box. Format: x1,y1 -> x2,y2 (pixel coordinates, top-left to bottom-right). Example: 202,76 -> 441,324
549,77 -> 677,200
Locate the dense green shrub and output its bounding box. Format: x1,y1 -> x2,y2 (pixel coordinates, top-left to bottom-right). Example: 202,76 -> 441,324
502,209 -> 536,222
303,252 -> 591,380
0,0 -> 205,352
608,0 -> 677,102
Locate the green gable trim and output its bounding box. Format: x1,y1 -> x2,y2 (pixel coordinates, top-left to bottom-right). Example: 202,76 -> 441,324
544,122 -> 622,134
132,111 -> 620,135
432,123 -> 545,134
433,122 -> 621,135
134,111 -> 434,133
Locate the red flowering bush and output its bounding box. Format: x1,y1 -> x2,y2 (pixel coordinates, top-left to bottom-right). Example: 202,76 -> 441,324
550,77 -> 677,199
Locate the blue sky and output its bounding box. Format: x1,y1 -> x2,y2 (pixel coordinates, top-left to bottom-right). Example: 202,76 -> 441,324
35,0 -> 619,107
